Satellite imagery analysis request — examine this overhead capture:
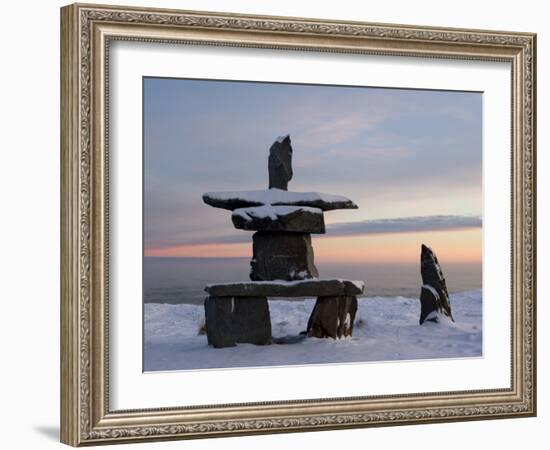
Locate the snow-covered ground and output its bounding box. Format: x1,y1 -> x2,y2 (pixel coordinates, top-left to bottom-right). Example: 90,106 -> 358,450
144,290 -> 482,372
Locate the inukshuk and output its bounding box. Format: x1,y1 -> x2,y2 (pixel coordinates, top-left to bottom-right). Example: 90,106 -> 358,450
419,244 -> 454,324
202,135 -> 365,348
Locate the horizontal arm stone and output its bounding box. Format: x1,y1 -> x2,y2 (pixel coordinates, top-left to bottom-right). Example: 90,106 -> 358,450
205,279 -> 365,297
203,189 -> 358,212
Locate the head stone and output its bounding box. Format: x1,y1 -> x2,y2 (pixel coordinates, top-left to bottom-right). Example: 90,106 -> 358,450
268,135 -> 293,190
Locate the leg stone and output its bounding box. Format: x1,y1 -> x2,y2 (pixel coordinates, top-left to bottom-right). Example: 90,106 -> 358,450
204,296 -> 236,348
233,297 -> 272,345
204,296 -> 271,348
307,296 -> 358,339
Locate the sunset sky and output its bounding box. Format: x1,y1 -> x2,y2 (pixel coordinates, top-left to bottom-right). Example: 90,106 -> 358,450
143,78 -> 482,264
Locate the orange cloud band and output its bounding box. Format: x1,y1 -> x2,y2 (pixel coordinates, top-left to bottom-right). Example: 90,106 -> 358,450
145,228 -> 481,264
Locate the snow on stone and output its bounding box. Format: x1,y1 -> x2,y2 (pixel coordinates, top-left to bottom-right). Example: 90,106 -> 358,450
349,280 -> 366,291
203,188 -> 357,210
276,134 -> 290,143
204,189 -> 348,204
232,205 -> 322,222
422,284 -> 440,301
344,312 -> 351,329
288,269 -> 311,279
144,290 -> 483,371
332,278 -> 365,292
205,279 -> 321,288
204,278 -> 363,293
423,309 -> 453,324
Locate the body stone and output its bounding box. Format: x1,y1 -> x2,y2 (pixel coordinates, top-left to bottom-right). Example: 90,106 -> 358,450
250,231 -> 318,281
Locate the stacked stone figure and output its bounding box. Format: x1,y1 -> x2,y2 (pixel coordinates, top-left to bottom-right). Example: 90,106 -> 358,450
418,244 -> 454,324
202,135 -> 365,348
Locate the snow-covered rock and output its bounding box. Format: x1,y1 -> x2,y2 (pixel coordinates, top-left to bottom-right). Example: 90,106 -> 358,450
203,188 -> 358,211
232,205 -> 325,233
419,244 -> 454,324
205,278 -> 365,297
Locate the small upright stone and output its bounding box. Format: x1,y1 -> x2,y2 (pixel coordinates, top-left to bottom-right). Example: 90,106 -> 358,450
419,244 -> 454,324
268,135 -> 293,190
250,231 -> 318,281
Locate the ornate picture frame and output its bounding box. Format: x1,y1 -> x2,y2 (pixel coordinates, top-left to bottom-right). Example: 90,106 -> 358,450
60,3 -> 536,446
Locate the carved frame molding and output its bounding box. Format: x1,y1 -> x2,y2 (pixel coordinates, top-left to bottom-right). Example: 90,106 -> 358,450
60,3 -> 536,446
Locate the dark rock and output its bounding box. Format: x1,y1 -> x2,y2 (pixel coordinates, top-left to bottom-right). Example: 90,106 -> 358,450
232,205 -> 325,234
202,194 -> 262,211
419,287 -> 440,325
419,244 -> 454,324
268,135 -> 293,190
204,296 -> 271,348
276,197 -> 357,211
204,296 -> 236,348
232,297 -> 272,345
202,190 -> 358,211
306,296 -> 358,338
250,231 -> 318,281
205,279 -> 364,297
